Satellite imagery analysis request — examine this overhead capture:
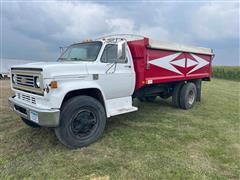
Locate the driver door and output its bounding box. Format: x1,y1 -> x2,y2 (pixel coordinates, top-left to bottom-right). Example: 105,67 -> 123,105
98,44 -> 135,99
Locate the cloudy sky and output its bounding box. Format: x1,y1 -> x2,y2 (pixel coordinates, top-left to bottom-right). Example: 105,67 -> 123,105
1,1 -> 239,65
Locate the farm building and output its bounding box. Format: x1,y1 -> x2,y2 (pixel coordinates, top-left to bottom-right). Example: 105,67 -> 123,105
0,58 -> 36,79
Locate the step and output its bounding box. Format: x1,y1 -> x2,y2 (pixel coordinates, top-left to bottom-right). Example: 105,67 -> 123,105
109,106 -> 138,116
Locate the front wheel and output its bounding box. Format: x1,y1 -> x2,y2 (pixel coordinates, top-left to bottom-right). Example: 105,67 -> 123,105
55,96 -> 106,149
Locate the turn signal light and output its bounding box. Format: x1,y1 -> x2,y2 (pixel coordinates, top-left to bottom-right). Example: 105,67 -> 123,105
50,81 -> 58,89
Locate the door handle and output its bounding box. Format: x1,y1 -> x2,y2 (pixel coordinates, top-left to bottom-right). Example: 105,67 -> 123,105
124,65 -> 131,68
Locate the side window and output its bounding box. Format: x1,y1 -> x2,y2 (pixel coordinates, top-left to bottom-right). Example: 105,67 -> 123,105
101,44 -> 117,63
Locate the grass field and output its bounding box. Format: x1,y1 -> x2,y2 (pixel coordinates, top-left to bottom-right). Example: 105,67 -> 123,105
0,79 -> 239,179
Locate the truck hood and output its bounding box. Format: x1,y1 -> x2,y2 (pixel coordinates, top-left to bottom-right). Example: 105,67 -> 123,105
11,61 -> 89,79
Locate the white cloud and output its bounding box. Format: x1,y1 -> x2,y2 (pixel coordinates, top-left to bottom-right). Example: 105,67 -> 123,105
44,2 -> 110,41
3,1 -> 172,43
4,2 -> 111,42
138,26 -> 170,41
191,2 -> 239,40
106,18 -> 135,34
105,19 -> 171,42
2,1 -> 239,65
4,1 -> 239,43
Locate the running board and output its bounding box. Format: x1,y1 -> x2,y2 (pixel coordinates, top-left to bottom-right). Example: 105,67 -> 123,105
105,96 -> 138,117
110,106 -> 138,116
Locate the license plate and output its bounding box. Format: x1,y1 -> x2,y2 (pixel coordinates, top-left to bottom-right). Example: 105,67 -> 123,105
30,111 -> 39,123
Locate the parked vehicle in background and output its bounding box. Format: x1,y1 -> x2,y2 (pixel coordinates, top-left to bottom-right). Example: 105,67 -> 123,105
9,34 -> 214,148
1,58 -> 37,79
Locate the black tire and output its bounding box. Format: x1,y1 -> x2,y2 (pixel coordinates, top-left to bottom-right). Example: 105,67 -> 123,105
54,96 -> 106,149
172,82 -> 184,107
179,82 -> 197,109
21,117 -> 41,128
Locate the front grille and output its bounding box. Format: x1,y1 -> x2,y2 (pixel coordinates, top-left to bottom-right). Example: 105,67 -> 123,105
11,69 -> 43,96
17,93 -> 36,104
16,74 -> 35,87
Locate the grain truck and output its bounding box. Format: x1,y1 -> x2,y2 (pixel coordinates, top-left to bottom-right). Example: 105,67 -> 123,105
9,34 -> 213,148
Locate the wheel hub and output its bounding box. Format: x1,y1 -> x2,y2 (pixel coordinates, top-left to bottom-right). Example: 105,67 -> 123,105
71,109 -> 97,138
188,90 -> 195,105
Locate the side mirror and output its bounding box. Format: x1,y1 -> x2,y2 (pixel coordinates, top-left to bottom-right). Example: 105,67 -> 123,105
59,47 -> 64,54
117,41 -> 126,62
59,47 -> 67,54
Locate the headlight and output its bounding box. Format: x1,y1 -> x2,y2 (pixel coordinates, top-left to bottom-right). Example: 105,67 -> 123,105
12,74 -> 17,84
34,77 -> 40,88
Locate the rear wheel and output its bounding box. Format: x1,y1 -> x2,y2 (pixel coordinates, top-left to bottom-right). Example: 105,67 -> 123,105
172,82 -> 184,108
55,96 -> 106,149
179,82 -> 197,109
21,117 -> 41,128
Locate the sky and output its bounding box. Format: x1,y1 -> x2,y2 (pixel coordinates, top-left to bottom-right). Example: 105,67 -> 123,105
1,1 -> 239,65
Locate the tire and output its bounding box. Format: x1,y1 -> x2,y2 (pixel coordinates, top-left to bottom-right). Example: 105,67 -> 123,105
172,82 -> 184,108
54,96 -> 106,149
21,117 -> 41,128
179,82 -> 197,109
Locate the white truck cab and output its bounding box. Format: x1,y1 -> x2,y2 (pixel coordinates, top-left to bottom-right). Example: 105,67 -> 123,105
9,38 -> 138,148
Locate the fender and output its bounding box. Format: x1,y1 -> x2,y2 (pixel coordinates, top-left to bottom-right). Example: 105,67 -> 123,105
46,79 -> 108,115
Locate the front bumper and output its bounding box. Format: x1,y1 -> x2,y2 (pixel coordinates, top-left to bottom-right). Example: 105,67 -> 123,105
9,96 -> 60,127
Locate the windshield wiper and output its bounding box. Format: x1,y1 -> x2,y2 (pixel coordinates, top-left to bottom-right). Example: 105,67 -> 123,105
70,58 -> 85,61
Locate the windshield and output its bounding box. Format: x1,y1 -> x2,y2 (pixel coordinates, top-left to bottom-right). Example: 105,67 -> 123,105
58,41 -> 102,61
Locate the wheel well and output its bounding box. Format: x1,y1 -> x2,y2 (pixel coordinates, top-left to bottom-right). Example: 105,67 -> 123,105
61,88 -> 105,109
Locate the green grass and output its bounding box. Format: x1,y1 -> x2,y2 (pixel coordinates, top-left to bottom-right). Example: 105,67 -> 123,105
0,79 -> 239,179
213,66 -> 240,80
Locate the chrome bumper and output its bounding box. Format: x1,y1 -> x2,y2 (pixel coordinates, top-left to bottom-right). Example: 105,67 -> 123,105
8,96 -> 60,127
